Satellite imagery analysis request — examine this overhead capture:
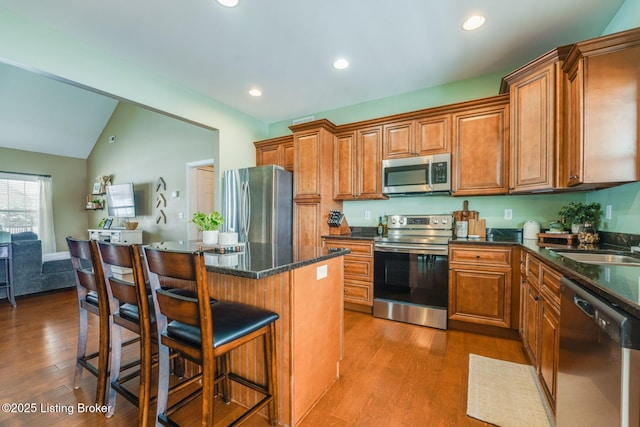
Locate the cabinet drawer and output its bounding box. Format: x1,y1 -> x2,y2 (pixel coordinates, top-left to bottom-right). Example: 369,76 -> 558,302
325,239 -> 373,257
344,257 -> 373,281
449,246 -> 511,266
527,256 -> 540,284
344,281 -> 372,304
540,264 -> 561,304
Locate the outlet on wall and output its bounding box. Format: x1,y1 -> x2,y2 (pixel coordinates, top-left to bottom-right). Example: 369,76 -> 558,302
364,210 -> 371,220
504,209 -> 513,220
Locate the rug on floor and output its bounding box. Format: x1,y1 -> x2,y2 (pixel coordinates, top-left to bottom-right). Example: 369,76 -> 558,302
467,354 -> 554,427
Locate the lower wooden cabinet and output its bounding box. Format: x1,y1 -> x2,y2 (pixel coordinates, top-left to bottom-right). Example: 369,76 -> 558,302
322,238 -> 374,308
520,250 -> 561,413
448,244 -> 517,329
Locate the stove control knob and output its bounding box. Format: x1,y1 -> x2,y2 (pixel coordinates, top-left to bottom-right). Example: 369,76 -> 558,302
391,217 -> 397,225
433,219 -> 439,224
442,218 -> 448,224
400,218 -> 407,225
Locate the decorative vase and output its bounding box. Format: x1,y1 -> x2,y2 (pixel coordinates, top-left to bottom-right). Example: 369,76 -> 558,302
577,222 -> 599,245
571,224 -> 582,234
202,230 -> 219,245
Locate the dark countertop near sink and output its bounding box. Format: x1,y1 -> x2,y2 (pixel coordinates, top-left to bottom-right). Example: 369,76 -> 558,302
451,235 -> 640,319
148,241 -> 350,280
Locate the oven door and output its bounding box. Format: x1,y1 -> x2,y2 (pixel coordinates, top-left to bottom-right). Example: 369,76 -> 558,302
373,250 -> 448,309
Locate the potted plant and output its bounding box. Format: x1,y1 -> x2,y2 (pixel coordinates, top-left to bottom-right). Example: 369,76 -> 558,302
191,211 -> 224,244
557,202 -> 602,233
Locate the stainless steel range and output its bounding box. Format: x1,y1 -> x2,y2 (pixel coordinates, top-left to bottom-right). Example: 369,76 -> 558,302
373,214 -> 453,329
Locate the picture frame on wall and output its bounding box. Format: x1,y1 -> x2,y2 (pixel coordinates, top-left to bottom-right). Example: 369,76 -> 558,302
92,182 -> 102,194
103,218 -> 113,230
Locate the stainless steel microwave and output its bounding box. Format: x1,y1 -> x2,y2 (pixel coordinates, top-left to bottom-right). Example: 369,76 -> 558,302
382,153 -> 451,195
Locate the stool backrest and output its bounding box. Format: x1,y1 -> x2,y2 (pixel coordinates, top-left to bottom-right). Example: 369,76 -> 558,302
143,247 -> 214,352
96,241 -> 149,322
66,237 -> 109,314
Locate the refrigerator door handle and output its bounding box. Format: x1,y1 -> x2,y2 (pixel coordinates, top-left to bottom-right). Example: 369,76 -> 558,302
244,181 -> 251,239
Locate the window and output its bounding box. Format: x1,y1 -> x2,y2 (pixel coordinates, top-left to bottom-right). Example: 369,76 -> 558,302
0,175 -> 40,233
0,172 -> 56,253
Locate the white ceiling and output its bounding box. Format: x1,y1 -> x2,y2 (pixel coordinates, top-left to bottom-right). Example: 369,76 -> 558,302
0,0 -> 625,158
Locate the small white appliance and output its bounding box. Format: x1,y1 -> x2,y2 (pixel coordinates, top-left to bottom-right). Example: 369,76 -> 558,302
523,220 -> 540,240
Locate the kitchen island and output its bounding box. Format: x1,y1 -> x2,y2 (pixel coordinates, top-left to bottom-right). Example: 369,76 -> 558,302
148,241 -> 349,426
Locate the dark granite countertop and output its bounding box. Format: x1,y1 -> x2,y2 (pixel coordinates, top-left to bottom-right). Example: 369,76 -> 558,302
450,235 -> 640,318
148,241 -> 350,279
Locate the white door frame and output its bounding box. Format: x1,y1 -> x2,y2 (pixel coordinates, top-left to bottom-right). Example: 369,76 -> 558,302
185,158 -> 214,241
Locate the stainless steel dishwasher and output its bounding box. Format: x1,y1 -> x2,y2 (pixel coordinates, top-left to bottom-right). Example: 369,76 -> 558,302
557,277 -> 640,427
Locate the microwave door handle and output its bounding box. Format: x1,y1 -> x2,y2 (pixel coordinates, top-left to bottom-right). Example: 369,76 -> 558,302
428,157 -> 433,189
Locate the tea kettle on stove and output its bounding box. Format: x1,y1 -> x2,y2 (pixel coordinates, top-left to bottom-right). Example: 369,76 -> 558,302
523,220 -> 540,240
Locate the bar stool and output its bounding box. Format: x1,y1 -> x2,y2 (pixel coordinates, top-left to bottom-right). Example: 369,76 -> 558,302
66,236 -> 111,405
96,241 -> 154,425
144,246 -> 279,427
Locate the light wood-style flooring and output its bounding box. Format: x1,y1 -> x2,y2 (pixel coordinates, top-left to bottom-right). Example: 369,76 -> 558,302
0,289 -> 527,426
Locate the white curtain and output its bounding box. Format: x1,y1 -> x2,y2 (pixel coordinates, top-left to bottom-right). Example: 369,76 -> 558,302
38,177 -> 56,253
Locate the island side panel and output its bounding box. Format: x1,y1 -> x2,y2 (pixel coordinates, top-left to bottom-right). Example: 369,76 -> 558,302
208,270 -> 293,426
291,255 -> 344,425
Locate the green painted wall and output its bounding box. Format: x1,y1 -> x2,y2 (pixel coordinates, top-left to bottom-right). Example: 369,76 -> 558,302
87,103 -> 219,244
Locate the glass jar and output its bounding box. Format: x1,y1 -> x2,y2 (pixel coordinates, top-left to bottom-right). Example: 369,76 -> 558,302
577,222 -> 599,245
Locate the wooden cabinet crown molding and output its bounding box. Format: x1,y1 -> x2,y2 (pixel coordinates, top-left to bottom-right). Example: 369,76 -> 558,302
563,26 -> 640,77
253,134 -> 293,148
499,45 -> 571,94
289,118 -> 337,134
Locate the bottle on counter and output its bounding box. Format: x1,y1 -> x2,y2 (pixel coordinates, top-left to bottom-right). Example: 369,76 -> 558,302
382,215 -> 388,236
377,217 -> 384,236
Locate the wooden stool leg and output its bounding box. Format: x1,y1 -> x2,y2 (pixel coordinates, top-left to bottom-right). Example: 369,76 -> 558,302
96,313 -> 110,407
265,323 -> 278,426
220,353 -> 231,404
73,308 -> 88,389
105,323 -> 123,417
155,344 -> 171,424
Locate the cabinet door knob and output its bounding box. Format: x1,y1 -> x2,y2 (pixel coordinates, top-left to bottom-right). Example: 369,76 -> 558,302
570,175 -> 579,180
534,295 -> 541,301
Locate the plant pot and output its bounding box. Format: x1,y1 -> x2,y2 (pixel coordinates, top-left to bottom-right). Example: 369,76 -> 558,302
571,224 -> 582,234
202,230 -> 219,245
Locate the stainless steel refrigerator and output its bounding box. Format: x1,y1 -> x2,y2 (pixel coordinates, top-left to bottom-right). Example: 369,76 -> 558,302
222,165 -> 293,244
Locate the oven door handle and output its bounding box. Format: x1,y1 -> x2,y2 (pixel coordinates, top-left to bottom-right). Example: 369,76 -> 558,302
374,243 -> 448,254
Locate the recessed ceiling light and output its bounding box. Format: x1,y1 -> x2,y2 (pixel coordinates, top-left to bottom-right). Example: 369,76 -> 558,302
462,15 -> 486,31
249,88 -> 262,97
217,0 -> 239,7
332,58 -> 350,70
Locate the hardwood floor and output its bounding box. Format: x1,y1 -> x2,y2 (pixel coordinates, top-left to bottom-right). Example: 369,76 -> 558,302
0,289 -> 527,426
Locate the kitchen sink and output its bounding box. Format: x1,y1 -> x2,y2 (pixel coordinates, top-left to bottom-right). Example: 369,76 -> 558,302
555,252 -> 640,266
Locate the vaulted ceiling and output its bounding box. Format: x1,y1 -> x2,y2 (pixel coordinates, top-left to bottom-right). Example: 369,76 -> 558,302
0,0 -> 625,158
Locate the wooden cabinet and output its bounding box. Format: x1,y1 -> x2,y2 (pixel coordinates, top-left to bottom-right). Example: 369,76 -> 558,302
323,238 -> 374,308
563,28 -> 640,188
520,250 -> 561,413
254,135 -> 294,172
382,113 -> 450,159
451,95 -> 510,196
448,244 -> 516,328
501,47 -> 570,193
334,126 -> 386,200
290,120 -> 342,248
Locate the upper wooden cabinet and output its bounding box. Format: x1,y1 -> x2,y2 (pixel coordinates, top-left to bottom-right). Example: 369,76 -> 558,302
334,126 -> 387,200
290,119 -> 342,248
562,27 -> 640,188
501,47 -> 570,193
254,135 -> 294,172
382,113 -> 450,159
451,95 -> 510,196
